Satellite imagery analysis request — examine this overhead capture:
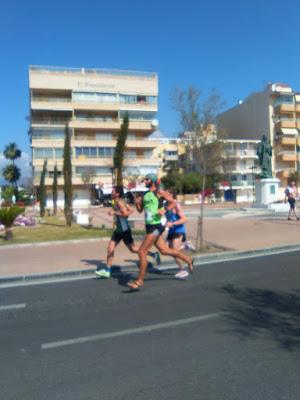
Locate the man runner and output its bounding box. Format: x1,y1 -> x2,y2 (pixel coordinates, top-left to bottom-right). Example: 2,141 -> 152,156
96,186 -> 160,278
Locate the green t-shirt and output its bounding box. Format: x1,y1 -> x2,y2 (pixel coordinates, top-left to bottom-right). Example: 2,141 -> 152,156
143,191 -> 161,225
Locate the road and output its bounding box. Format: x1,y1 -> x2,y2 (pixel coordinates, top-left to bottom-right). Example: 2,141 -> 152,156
0,252 -> 299,400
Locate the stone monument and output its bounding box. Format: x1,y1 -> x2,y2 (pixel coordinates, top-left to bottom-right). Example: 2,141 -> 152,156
255,135 -> 280,205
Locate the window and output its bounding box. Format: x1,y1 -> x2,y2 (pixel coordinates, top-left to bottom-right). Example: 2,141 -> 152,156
72,92 -> 117,103
75,147 -> 97,158
34,148 -> 53,159
120,94 -> 157,105
31,129 -> 65,139
98,147 -> 114,157
95,133 -> 113,140
76,166 -> 112,176
54,148 -> 64,158
119,111 -> 156,121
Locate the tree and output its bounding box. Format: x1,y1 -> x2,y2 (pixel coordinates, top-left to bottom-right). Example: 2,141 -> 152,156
113,113 -> 129,186
2,142 -> 22,196
38,160 -> 47,217
3,143 -> 22,165
63,124 -> 73,226
2,164 -> 21,187
172,86 -> 226,251
52,164 -> 58,215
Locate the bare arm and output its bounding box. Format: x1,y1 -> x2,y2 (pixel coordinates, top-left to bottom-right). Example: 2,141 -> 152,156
109,200 -> 132,217
158,189 -> 176,210
135,195 -> 144,213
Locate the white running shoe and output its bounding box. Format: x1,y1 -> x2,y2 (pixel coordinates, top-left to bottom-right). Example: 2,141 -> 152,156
174,269 -> 189,279
95,268 -> 111,278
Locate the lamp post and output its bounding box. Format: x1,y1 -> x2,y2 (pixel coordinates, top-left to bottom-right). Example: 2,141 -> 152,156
251,165 -> 257,203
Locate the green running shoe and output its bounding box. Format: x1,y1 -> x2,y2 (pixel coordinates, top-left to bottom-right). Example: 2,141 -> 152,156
95,268 -> 111,278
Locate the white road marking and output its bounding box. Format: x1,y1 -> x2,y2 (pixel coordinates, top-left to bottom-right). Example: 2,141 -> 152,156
0,303 -> 26,311
42,312 -> 223,350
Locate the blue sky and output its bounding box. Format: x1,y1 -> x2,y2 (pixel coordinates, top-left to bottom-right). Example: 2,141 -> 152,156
1,0 -> 299,163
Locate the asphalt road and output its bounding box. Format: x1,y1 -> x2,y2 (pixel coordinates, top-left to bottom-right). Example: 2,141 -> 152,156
0,252 -> 299,400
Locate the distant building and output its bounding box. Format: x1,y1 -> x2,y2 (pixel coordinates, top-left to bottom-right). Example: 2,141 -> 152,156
29,65 -> 159,207
218,83 -> 300,186
221,139 -> 260,202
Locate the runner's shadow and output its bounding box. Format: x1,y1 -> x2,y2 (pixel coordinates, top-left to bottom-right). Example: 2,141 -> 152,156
219,284 -> 300,352
81,259 -> 106,269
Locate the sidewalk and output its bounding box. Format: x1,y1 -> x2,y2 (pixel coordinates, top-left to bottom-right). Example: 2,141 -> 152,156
1,204 -> 300,281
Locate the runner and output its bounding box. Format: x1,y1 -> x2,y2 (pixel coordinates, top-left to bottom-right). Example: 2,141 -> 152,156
127,174 -> 193,290
164,188 -> 190,279
95,186 -> 160,278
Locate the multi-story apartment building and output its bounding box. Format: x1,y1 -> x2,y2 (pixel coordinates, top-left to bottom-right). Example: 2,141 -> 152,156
221,139 -> 259,202
217,82 -> 300,187
29,65 -> 159,206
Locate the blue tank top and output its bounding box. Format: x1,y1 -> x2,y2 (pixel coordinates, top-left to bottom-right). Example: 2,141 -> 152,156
165,204 -> 186,235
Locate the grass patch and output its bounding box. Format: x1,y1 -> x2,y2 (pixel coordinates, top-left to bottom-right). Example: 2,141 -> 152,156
0,215 -> 144,245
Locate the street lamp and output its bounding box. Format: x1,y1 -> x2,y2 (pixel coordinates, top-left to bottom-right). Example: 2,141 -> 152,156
251,165 -> 257,203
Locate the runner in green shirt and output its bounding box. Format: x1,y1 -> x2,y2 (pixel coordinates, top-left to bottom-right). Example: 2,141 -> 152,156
127,174 -> 193,290
96,186 -> 160,278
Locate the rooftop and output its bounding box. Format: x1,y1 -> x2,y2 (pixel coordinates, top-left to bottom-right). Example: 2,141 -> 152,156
29,65 -> 157,79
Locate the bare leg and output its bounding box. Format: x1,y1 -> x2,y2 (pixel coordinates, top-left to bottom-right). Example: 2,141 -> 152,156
169,238 -> 183,269
135,234 -> 159,285
107,240 -> 117,267
155,236 -> 193,272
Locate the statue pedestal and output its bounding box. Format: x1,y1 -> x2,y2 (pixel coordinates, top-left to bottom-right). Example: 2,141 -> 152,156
255,178 -> 280,205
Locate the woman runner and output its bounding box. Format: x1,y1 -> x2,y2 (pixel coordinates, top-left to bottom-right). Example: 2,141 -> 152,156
127,174 -> 193,290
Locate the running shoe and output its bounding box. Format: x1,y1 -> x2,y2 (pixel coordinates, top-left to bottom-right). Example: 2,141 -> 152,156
153,251 -> 161,265
174,269 -> 189,279
95,268 -> 111,278
185,241 -> 196,251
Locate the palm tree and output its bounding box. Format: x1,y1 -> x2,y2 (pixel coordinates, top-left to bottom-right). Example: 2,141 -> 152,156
2,143 -> 22,199
3,143 -> 21,165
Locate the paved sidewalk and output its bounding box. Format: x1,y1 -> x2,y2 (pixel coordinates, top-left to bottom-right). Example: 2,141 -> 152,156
1,206 -> 300,280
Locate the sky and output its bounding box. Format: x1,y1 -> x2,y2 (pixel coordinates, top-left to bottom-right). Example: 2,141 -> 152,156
1,0 -> 300,177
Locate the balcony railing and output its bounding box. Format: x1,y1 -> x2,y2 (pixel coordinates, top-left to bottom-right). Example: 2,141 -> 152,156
32,97 -> 71,103
30,65 -> 157,78
31,118 -> 71,125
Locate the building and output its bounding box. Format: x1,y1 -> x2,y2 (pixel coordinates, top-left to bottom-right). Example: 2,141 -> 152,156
217,83 -> 300,186
29,65 -> 159,207
221,139 -> 259,202
150,137 -> 185,174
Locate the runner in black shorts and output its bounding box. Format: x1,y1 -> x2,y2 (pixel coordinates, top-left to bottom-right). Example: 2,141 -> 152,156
95,186 -> 160,278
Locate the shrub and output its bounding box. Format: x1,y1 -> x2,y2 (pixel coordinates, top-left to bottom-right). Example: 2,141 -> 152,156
0,206 -> 25,240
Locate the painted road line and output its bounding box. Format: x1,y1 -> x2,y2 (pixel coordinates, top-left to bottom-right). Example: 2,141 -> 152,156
0,303 -> 26,311
42,312 -> 223,350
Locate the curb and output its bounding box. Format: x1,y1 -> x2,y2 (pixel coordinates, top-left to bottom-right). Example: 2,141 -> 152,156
1,243 -> 300,287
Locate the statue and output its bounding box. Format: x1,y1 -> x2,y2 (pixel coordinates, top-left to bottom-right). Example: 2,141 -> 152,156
256,135 -> 273,179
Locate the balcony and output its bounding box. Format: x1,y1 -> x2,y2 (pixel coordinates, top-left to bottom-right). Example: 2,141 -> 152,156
275,168 -> 295,179
31,98 -> 73,111
72,137 -> 157,148
31,118 -> 71,127
70,118 -> 155,131
72,101 -> 157,113
277,150 -> 297,162
276,136 -> 296,145
274,104 -> 295,113
275,119 -> 296,129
